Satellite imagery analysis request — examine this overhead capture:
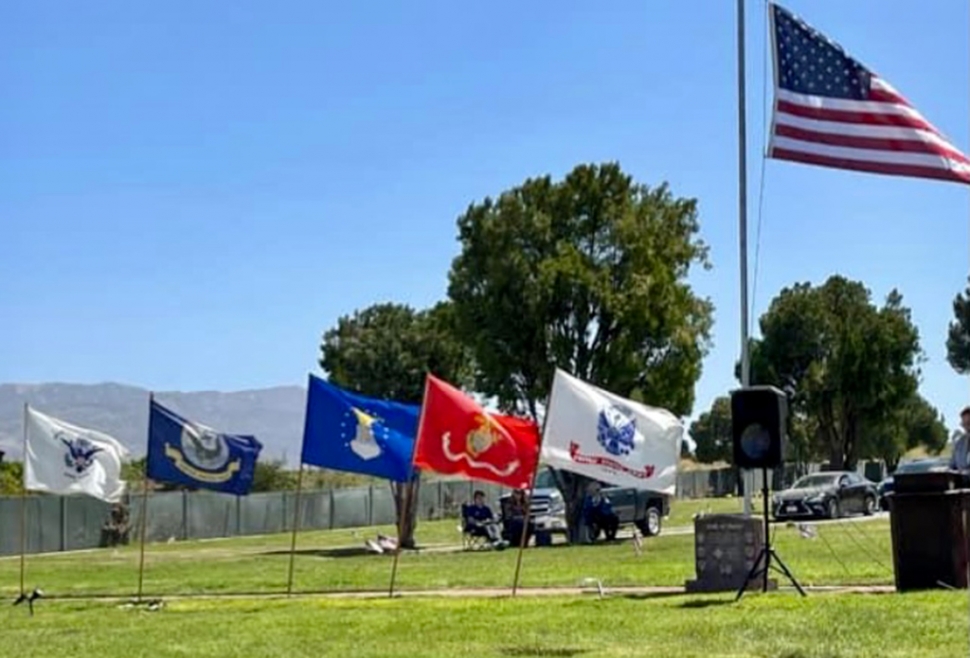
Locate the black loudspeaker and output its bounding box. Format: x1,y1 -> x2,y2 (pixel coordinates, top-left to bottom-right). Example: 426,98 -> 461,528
731,385 -> 788,469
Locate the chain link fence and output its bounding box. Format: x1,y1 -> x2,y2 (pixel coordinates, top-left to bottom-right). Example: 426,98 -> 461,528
0,461 -> 887,556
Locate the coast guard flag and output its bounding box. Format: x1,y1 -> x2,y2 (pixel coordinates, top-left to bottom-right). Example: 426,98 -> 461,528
541,369 -> 682,494
24,406 -> 129,503
301,374 -> 419,482
147,399 -> 262,496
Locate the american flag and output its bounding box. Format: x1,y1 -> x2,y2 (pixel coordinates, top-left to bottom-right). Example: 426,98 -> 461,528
768,3 -> 970,185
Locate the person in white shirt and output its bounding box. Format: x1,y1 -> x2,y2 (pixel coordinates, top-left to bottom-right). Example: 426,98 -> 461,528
948,407 -> 970,473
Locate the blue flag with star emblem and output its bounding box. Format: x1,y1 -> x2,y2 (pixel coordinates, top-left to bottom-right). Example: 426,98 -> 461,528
301,374 -> 419,482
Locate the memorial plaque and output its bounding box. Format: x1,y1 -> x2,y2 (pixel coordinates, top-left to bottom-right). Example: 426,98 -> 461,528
685,513 -> 776,593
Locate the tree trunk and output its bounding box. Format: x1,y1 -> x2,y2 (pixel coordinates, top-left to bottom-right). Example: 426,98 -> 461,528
551,469 -> 593,544
886,454 -> 901,473
391,476 -> 421,549
819,401 -> 845,470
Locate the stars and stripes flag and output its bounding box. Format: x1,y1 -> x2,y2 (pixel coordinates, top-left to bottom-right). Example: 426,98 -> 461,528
768,3 -> 970,185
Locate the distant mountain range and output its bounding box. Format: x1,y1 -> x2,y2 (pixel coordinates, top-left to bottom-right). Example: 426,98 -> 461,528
0,382 -> 307,466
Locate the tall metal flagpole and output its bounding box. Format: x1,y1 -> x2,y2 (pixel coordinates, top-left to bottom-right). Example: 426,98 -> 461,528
511,394 -> 551,597
19,403 -> 28,596
737,0 -> 754,518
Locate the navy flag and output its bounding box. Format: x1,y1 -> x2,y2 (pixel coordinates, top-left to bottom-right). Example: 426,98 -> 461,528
147,399 -> 263,495
301,374 -> 419,482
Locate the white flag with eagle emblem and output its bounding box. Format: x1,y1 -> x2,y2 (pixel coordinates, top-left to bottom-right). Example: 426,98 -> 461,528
24,406 -> 129,502
540,369 -> 683,493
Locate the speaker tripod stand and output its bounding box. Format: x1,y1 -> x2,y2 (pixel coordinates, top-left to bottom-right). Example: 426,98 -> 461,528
735,467 -> 806,600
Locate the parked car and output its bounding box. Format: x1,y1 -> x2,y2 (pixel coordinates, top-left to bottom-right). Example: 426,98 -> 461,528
772,471 -> 879,520
498,466 -> 671,540
877,458 -> 949,510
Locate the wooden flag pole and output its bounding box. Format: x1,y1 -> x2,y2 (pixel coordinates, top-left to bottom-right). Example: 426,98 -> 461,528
135,475 -> 151,602
136,393 -> 155,602
387,478 -> 410,598
285,461 -> 306,596
19,403 -> 28,596
388,375 -> 430,598
511,393 -> 552,597
509,462 -> 540,597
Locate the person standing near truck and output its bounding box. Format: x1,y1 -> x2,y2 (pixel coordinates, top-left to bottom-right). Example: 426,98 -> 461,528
583,482 -> 620,541
503,489 -> 534,546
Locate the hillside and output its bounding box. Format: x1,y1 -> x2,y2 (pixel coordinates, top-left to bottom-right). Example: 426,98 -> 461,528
0,382 -> 306,466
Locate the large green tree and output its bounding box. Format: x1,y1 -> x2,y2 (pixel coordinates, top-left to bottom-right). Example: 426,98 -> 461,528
0,461 -> 23,496
946,277 -> 970,374
869,393 -> 948,472
689,396 -> 732,465
319,301 -> 472,547
747,275 -> 923,470
447,162 -> 713,541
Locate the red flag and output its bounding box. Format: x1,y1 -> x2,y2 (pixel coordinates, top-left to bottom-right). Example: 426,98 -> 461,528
414,374 -> 540,488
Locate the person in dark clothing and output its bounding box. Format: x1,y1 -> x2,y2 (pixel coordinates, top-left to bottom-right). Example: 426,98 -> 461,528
100,503 -> 130,547
583,483 -> 619,541
502,488 -> 535,546
463,490 -> 507,548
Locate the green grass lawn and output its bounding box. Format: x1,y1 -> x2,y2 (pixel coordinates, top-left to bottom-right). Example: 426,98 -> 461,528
0,497 -> 892,597
0,497 -> 963,657
3,590 -> 968,657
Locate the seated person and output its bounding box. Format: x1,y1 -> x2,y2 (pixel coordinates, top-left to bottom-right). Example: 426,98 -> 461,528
502,488 -> 535,546
463,490 -> 508,549
100,503 -> 130,548
583,483 -> 619,541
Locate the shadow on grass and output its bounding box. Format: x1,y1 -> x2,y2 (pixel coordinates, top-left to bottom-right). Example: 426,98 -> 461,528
612,591 -> 685,602
257,545 -> 457,559
675,598 -> 735,609
560,591 -> 685,608
499,647 -> 589,657
258,547 -> 375,559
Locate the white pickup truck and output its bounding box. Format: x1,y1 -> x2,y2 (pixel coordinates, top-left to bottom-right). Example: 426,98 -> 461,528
498,466 -> 671,540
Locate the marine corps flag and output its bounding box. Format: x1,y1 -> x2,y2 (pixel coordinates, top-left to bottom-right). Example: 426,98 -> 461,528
413,374 -> 540,489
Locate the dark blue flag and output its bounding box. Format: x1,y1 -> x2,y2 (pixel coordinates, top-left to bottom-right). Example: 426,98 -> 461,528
147,399 -> 263,495
301,374 -> 419,482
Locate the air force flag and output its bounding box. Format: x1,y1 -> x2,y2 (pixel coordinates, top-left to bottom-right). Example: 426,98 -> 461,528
147,399 -> 263,496
301,374 -> 419,482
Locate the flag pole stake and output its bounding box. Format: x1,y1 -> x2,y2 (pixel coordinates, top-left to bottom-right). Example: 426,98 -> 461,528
136,393 -> 156,602
285,462 -> 306,596
511,394 -> 551,597
387,479 -> 410,598
19,403 -> 28,597
389,375 -> 431,598
135,476 -> 151,602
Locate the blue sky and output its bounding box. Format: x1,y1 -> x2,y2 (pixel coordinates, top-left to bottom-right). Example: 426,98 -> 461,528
1,1 -> 968,427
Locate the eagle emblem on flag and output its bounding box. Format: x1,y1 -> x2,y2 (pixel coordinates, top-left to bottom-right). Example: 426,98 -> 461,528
596,405 -> 637,457
61,435 -> 103,476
